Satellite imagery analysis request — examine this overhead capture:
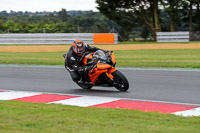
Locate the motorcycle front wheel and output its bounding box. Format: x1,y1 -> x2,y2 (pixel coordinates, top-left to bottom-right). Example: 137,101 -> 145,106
112,70 -> 129,91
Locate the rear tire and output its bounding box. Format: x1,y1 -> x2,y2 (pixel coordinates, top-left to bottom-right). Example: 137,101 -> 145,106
112,70 -> 129,91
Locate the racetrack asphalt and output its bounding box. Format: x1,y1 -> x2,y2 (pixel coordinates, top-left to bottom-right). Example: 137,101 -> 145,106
0,65 -> 200,105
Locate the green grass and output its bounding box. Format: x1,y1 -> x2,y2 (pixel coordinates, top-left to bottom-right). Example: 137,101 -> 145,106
1,49 -> 200,68
0,52 -> 62,65
0,100 -> 199,133
116,49 -> 200,68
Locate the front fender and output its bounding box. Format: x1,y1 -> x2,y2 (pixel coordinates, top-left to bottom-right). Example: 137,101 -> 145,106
107,67 -> 117,79
108,67 -> 117,74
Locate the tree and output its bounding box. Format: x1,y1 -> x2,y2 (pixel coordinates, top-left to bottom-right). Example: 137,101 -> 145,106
96,0 -> 161,41
141,26 -> 150,40
161,0 -> 176,31
189,0 -> 194,31
96,0 -> 136,40
188,0 -> 200,31
153,0 -> 162,32
161,0 -> 186,32
58,8 -> 68,22
195,0 -> 200,30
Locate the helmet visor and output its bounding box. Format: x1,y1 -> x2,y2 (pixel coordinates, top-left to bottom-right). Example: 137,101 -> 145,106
77,47 -> 85,54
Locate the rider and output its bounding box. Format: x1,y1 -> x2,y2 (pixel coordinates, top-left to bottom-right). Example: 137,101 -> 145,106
63,40 -> 105,84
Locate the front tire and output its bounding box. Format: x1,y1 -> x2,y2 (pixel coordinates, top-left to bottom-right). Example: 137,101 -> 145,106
112,70 -> 129,91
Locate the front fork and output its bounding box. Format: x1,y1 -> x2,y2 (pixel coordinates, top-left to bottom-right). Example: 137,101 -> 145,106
107,67 -> 117,80
104,67 -> 117,86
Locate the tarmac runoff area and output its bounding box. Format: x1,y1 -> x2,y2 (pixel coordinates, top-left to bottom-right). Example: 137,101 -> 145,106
0,90 -> 200,117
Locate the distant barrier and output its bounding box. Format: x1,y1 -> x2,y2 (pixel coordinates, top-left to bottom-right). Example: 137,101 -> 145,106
0,33 -> 118,45
156,32 -> 189,42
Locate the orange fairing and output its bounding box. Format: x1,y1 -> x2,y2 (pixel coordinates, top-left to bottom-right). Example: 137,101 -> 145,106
89,69 -> 107,83
108,67 -> 117,74
107,67 -> 117,79
83,51 -> 117,84
89,63 -> 116,83
89,63 -> 112,83
110,52 -> 116,64
97,63 -> 112,70
82,53 -> 93,65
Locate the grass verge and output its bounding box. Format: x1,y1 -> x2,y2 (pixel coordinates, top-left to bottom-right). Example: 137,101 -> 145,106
0,100 -> 200,133
1,49 -> 200,68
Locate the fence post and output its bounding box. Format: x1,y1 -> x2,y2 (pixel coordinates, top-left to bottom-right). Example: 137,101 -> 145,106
43,28 -> 46,33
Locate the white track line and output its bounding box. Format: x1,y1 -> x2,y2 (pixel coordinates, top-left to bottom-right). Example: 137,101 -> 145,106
1,90 -> 200,117
173,107 -> 200,117
0,91 -> 41,100
1,89 -> 200,106
50,96 -> 119,107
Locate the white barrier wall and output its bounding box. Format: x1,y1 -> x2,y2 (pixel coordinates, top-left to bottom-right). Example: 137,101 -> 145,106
156,32 -> 189,42
0,33 -> 118,45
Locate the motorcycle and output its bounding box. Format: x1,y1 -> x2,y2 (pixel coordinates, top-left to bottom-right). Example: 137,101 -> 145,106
64,50 -> 129,91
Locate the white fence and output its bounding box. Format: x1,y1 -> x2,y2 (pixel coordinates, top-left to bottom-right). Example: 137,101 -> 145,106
0,33 -> 118,45
156,32 -> 189,42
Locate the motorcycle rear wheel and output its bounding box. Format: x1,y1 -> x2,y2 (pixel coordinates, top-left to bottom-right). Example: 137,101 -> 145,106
112,70 -> 129,91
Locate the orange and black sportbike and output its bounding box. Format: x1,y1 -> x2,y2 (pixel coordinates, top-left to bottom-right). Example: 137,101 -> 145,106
76,50 -> 129,91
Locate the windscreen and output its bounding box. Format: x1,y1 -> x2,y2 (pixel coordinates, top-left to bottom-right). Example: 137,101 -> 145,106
93,50 -> 107,61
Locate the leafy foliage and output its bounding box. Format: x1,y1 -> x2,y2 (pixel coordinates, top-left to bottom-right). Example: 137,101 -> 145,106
0,10 -> 118,34
96,0 -> 200,40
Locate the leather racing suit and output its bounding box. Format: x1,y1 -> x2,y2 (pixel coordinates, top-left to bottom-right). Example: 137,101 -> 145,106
64,43 -> 103,83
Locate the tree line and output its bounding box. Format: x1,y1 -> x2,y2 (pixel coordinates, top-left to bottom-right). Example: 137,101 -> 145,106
0,9 -> 118,34
96,0 -> 200,40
